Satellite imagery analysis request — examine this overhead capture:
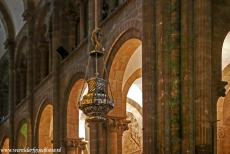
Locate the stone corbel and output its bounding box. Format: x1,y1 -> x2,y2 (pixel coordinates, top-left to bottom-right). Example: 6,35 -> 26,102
217,81 -> 228,97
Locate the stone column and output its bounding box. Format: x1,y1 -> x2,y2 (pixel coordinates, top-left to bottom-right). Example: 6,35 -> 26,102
88,0 -> 95,36
23,8 -> 35,148
87,120 -> 106,154
107,118 -> 130,154
180,0 -> 195,153
194,0 -> 212,153
142,0 -> 158,153
39,41 -> 49,79
107,120 -> 117,154
52,0 -> 62,152
5,38 -> 15,152
80,1 -> 86,40
169,0 -> 181,153
66,9 -> 80,49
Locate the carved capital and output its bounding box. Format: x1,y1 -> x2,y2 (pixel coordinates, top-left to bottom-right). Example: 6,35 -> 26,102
64,138 -> 88,150
107,117 -> 130,132
22,9 -> 33,21
217,81 -> 228,97
4,38 -> 15,50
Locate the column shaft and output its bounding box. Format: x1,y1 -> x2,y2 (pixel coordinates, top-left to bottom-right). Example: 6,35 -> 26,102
5,39 -> 15,152
194,0 -> 212,152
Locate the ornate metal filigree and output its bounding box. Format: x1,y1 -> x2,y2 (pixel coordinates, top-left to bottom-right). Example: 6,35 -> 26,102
79,77 -> 114,121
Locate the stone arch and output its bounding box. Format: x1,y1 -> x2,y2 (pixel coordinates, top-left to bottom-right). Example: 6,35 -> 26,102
67,79 -> 85,138
216,15 -> 230,152
14,37 -> 28,104
122,68 -> 142,113
107,35 -> 142,116
16,120 -> 28,150
62,71 -> 89,153
122,72 -> 143,154
0,136 -> 9,154
35,101 -> 53,150
103,19 -> 142,51
66,79 -> 88,153
0,1 -> 15,38
105,28 -> 142,66
61,70 -> 85,139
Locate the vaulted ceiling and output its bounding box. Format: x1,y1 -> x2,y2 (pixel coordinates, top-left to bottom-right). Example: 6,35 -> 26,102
0,0 -> 25,59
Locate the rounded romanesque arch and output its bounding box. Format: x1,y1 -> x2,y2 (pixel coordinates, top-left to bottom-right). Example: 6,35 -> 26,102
36,103 -> 53,152
122,68 -> 142,112
67,79 -> 84,139
103,20 -> 142,51
217,31 -> 230,153
1,137 -> 9,154
107,30 -> 143,153
107,36 -> 142,116
16,120 -> 28,151
0,1 -> 15,38
65,78 -> 89,154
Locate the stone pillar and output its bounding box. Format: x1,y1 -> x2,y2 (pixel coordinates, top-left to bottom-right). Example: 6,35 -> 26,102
180,0 -> 195,153
169,0 -> 181,153
5,38 -> 15,152
52,0 -> 62,152
87,120 -> 106,154
107,122 -> 117,154
142,0 -> 158,153
80,1 -> 86,40
23,8 -> 35,148
194,0 -> 212,153
97,0 -> 103,22
88,0 -> 95,36
107,118 -> 130,154
39,41 -> 49,79
66,8 -> 80,49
